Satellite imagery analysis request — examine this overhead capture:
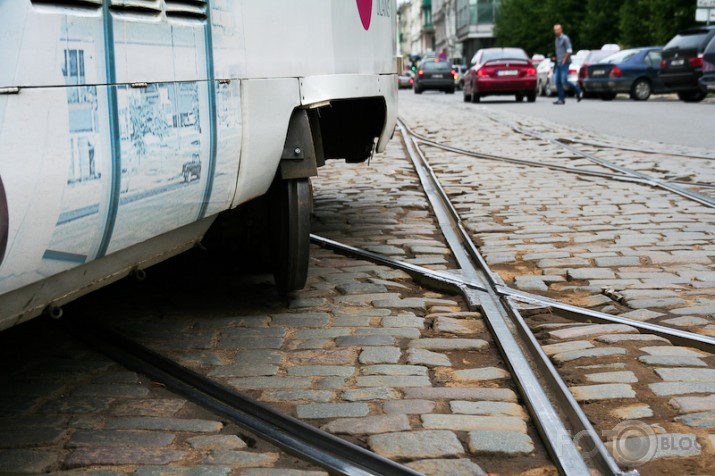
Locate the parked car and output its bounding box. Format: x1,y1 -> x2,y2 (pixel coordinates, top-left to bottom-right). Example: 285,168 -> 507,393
182,154 -> 201,182
578,47 -> 621,94
583,47 -> 666,101
531,54 -> 546,67
453,64 -> 468,90
542,56 -> 585,97
699,35 -> 715,94
397,69 -> 414,89
660,25 -> 715,102
536,58 -> 553,96
463,47 -> 537,103
414,58 -> 456,94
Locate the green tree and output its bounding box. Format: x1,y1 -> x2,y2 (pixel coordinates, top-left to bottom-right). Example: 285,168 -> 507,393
648,0 -> 697,45
494,0 -> 550,55
618,0 -> 653,47
579,0 -> 622,49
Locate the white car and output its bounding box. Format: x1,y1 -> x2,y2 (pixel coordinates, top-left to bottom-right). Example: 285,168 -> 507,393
540,51 -> 589,97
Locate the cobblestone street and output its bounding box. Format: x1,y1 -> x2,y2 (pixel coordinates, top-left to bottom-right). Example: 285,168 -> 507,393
2,91 -> 715,475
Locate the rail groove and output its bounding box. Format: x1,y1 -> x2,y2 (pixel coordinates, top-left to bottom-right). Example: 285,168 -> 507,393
60,317 -> 422,476
395,119 -> 630,476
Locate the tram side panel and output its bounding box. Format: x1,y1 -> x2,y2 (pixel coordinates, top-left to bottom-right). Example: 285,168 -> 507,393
0,0 -> 398,330
214,0 -> 398,207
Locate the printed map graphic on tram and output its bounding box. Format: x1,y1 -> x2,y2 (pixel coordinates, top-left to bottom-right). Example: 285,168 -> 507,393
41,16 -> 211,271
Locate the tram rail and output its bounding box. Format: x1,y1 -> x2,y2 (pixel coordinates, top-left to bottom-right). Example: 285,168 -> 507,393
60,316 -> 422,476
485,115 -> 715,208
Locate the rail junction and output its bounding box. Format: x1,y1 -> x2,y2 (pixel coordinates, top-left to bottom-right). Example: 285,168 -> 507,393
2,93 -> 715,475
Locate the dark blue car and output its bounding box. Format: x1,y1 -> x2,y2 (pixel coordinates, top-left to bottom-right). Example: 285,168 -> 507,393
583,47 -> 667,101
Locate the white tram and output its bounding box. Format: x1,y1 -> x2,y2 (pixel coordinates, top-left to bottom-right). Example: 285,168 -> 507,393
0,0 -> 399,330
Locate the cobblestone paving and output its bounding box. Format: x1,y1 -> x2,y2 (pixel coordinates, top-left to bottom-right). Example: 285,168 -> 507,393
399,91 -> 715,338
0,319 -> 325,475
91,247 -> 554,476
312,139 -> 455,271
3,90 -> 715,476
526,313 -> 715,474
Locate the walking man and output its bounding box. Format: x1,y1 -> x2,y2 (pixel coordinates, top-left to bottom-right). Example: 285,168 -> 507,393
553,23 -> 583,105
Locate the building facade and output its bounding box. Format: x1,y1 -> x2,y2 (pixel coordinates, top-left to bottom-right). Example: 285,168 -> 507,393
399,0 -> 499,65
397,0 -> 436,59
433,0 -> 461,64
456,0 -> 499,64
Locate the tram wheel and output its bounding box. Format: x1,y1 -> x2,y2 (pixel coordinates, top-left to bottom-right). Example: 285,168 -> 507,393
270,177 -> 311,295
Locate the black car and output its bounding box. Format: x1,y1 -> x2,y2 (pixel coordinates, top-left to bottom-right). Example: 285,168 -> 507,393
414,59 -> 456,94
583,47 -> 666,101
699,35 -> 715,94
659,25 -> 715,102
182,153 -> 202,182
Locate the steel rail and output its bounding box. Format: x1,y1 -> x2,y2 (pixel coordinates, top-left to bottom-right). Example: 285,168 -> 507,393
309,234 -> 715,359
486,114 -> 715,208
416,136 -> 715,191
414,136 -> 648,185
310,234 -> 487,293
556,137 -> 715,162
500,286 -> 715,354
59,318 -> 422,476
397,119 -> 629,476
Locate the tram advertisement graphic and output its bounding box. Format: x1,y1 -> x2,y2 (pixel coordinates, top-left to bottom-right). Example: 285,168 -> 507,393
356,0 -> 372,30
0,175 -> 7,267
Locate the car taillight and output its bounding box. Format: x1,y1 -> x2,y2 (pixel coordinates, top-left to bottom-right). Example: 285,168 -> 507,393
409,78 -> 414,84
660,59 -> 668,69
690,55 -> 703,68
418,69 -> 424,77
579,65 -> 587,79
526,67 -> 536,76
610,66 -> 622,77
477,68 -> 489,77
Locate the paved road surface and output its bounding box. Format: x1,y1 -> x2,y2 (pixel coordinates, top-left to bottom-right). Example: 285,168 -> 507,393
419,91 -> 715,151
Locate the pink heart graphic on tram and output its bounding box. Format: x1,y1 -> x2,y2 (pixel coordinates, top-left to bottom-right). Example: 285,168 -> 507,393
356,0 -> 372,30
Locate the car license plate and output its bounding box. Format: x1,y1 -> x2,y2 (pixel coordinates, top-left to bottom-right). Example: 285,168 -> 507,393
432,74 -> 444,78
592,70 -> 606,76
498,70 -> 518,76
671,58 -> 685,66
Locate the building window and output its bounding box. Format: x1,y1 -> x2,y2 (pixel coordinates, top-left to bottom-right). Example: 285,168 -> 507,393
457,0 -> 499,28
63,49 -> 85,86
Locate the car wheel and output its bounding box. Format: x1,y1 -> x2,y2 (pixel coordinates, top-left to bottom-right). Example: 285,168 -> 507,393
527,92 -> 536,103
601,93 -> 617,101
678,91 -> 706,102
630,79 -> 652,101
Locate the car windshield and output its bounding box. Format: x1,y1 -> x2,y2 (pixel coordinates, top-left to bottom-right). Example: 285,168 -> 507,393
706,36 -> 715,54
665,31 -> 710,50
422,61 -> 452,71
603,49 -> 639,64
480,48 -> 528,63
